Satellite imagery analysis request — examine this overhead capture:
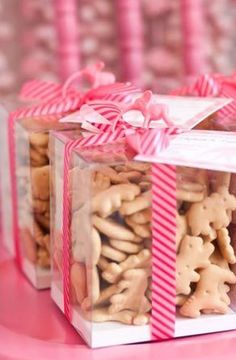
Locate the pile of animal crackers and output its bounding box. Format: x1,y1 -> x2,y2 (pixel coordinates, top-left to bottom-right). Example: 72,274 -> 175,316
70,161 -> 236,325
18,130 -> 51,269
177,168 -> 236,317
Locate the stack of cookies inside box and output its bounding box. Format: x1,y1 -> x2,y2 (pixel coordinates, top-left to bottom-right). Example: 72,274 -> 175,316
68,159 -> 236,324
17,128 -> 51,271
70,161 -> 153,325
176,167 -> 236,317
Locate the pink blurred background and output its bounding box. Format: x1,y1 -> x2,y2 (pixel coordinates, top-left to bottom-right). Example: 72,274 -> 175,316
0,0 -> 236,96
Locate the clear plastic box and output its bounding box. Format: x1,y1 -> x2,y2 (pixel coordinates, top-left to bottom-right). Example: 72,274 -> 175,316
0,97 -> 80,289
51,129 -> 236,348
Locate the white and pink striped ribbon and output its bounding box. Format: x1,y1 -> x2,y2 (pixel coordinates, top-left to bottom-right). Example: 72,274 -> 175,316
173,73 -> 236,119
151,163 -> 176,339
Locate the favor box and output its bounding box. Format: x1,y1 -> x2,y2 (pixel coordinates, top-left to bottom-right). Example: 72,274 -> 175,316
0,96 -> 80,289
50,96 -> 236,348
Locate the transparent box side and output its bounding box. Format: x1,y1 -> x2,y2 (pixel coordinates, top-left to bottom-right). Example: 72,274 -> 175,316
51,135 -> 65,293
15,120 -> 50,286
69,140 -> 152,346
0,105 -> 14,254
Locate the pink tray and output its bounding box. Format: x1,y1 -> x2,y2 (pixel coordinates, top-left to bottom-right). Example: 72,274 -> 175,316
1,252 -> 236,359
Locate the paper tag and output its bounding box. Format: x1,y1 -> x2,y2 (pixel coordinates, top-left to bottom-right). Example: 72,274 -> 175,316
137,130 -> 236,172
138,95 -> 231,130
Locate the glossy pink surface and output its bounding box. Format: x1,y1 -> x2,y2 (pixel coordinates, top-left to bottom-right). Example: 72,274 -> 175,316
1,252 -> 236,359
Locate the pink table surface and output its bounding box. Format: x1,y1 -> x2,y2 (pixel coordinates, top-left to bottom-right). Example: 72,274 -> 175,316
1,252 -> 236,360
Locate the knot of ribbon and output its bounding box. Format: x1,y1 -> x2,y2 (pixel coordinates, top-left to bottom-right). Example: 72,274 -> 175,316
12,61 -> 139,121
60,89 -> 176,139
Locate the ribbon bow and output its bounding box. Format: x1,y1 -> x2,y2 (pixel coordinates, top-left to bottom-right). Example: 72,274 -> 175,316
12,62 -> 139,121
60,90 -> 175,137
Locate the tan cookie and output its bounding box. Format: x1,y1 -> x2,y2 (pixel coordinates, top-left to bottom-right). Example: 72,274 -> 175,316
203,228 -> 217,242
143,238 -> 152,250
81,266 -> 100,310
101,244 -> 127,262
133,313 -> 150,325
33,198 -> 50,214
37,247 -> 50,268
180,264 -> 236,318
211,172 -> 231,192
29,132 -> 49,147
125,217 -> 151,238
109,268 -> 151,315
93,215 -> 136,242
201,284 -> 232,313
68,167 -> 89,211
210,248 -> 230,269
216,228 -> 236,264
102,249 -> 151,284
187,186 -> 236,237
43,234 -> 50,253
99,166 -> 128,184
21,227 -> 37,264
92,171 -> 111,195
201,284 -> 231,311
176,214 -> 187,251
127,209 -> 151,224
91,227 -> 102,265
31,165 -> 50,200
70,262 -> 87,305
126,161 -> 150,172
32,144 -> 48,157
97,256 -> 110,271
140,174 -> 152,183
146,276 -> 152,299
176,235 -> 214,295
88,307 -> 150,325
72,212 -> 102,266
139,181 -> 151,191
94,284 -> 121,307
109,239 -> 143,254
30,147 -> 48,167
118,171 -> 142,182
176,294 -> 189,306
114,165 -> 128,172
89,308 -> 134,324
33,221 -> 49,249
71,207 -> 91,263
178,167 -> 209,192
177,181 -> 205,202
92,184 -> 140,217
120,191 -> 151,216
35,213 -> 50,231
196,169 -> 209,196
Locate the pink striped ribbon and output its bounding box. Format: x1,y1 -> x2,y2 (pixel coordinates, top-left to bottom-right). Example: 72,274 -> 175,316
172,73 -> 236,118
151,163 -> 176,339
